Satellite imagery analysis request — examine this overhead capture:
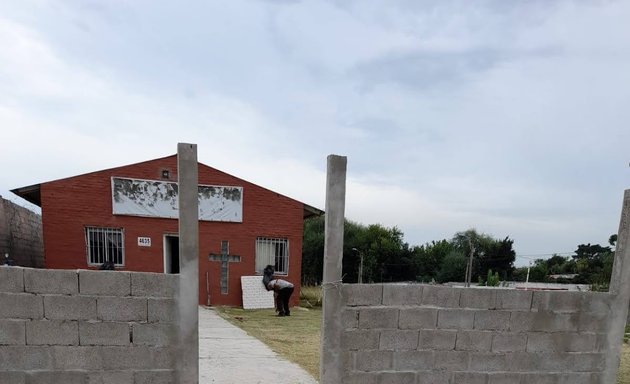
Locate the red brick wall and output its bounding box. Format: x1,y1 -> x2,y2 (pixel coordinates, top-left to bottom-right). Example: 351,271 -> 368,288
40,155 -> 304,306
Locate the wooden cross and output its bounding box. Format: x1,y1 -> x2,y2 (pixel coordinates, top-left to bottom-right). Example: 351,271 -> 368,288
208,240 -> 241,294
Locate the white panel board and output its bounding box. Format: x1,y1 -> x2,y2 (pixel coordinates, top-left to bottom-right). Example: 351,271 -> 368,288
241,276 -> 275,309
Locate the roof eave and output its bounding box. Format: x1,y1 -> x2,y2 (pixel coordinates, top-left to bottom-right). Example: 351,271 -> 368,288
10,184 -> 42,207
303,204 -> 324,219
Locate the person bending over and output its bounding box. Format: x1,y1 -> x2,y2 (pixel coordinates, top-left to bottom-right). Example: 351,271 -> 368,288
262,265 -> 294,316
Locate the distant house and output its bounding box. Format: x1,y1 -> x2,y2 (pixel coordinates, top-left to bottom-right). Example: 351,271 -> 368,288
12,155 -> 322,306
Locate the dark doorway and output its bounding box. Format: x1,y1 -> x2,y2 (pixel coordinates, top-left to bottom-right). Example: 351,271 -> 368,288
164,235 -> 180,274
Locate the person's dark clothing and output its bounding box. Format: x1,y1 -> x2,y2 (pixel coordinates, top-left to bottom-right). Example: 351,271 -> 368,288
267,278 -> 294,316
277,286 -> 294,316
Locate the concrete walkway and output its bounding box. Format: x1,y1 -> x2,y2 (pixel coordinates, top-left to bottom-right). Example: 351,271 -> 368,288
199,307 -> 319,384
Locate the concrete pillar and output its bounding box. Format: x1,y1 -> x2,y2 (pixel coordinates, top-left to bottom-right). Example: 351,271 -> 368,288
177,143 -> 199,384
319,155 -> 347,384
604,189 -> 630,383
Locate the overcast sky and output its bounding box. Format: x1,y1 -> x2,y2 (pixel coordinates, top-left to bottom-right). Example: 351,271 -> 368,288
1,0 -> 628,264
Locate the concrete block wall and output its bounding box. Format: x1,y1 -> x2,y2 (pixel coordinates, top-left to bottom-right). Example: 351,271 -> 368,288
0,197 -> 43,268
0,266 -> 179,384
339,284 -> 612,384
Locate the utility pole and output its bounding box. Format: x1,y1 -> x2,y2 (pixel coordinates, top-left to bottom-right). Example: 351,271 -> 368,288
465,239 -> 475,287
352,248 -> 364,284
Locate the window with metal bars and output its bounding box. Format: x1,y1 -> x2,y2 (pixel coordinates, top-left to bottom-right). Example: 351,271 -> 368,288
85,227 -> 124,266
255,237 -> 289,275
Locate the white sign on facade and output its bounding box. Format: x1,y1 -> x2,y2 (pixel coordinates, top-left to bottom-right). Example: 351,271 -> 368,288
137,237 -> 151,247
111,177 -> 243,222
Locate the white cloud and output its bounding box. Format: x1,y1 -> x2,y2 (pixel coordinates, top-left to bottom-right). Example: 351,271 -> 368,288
0,0 -> 628,261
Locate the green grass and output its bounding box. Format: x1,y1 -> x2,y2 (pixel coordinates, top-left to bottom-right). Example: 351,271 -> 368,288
215,306 -> 322,379
620,344 -> 630,384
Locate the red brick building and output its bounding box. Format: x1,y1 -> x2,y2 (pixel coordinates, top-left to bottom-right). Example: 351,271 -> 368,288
11,155 -> 321,306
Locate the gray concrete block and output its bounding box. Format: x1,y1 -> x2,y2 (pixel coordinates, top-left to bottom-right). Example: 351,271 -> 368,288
354,350 -> 393,371
575,311 -> 608,332
433,350 -> 469,370
342,330 -> 380,350
99,346 -> 162,370
342,309 -> 359,329
0,346 -> 52,370
496,290 -> 532,311
87,371 -> 134,384
152,346 -> 178,368
392,350 -> 434,370
44,295 -> 97,320
0,266 -> 24,292
437,309 -> 474,329
26,319 -> 79,345
414,370 -> 450,384
455,330 -> 492,351
379,330 -> 418,350
520,372 -> 601,384
487,372 -> 525,384
504,352 -> 540,372
460,288 -> 497,309
452,372 -> 487,384
148,298 -> 177,323
0,371 -> 25,384
558,373 -> 603,384
579,292 -> 613,313
469,352 -> 508,371
97,297 -> 147,322
491,333 -> 527,352
342,372 -> 378,384
474,310 -> 510,331
382,284 -> 422,306
0,319 -> 26,345
572,352 -> 606,372
506,352 -> 585,372
0,293 -> 43,319
359,307 -> 399,329
132,323 -> 177,346
134,370 -> 176,384
418,329 -> 456,350
344,284 -> 383,306
526,332 -> 597,353
131,272 -> 178,298
398,308 -> 437,330
24,268 -> 78,295
79,321 -> 130,346
531,291 -> 582,313
421,285 -> 460,308
518,373 -> 562,384
509,312 -> 576,332
26,371 -> 87,384
378,371 -> 415,384
79,270 -> 131,296
50,346 -> 104,370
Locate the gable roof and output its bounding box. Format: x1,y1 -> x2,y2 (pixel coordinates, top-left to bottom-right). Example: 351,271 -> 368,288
11,155 -> 323,219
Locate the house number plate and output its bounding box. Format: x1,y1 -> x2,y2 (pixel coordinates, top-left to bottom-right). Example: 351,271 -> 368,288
137,237 -> 151,247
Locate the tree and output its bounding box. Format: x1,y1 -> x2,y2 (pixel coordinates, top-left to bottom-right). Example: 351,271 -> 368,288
301,217 -> 411,284
571,243 -> 614,288
412,240 -> 453,282
301,216 -> 325,285
451,229 -> 515,283
527,259 -> 549,282
436,251 -> 467,283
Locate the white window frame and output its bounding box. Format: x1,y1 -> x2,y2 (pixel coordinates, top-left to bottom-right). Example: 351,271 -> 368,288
85,227 -> 125,266
255,237 -> 289,275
